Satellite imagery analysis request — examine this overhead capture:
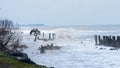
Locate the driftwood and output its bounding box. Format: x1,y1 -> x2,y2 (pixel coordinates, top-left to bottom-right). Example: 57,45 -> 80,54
38,43 -> 61,53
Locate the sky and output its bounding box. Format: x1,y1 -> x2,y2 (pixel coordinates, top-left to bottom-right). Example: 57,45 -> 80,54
0,0 -> 120,26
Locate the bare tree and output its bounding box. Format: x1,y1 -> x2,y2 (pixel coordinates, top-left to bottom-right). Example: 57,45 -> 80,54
0,19 -> 20,52
30,28 -> 41,41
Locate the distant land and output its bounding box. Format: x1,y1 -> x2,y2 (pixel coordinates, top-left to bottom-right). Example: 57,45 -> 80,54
19,24 -> 46,27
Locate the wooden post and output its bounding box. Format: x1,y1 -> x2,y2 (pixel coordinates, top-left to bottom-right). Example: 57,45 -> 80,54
103,36 -> 106,45
98,35 -> 101,45
94,35 -> 98,45
116,36 -> 120,47
43,32 -> 45,38
116,36 -> 120,42
112,36 -> 115,47
49,33 -> 51,40
107,36 -> 111,45
52,33 -> 56,40
106,36 -> 109,45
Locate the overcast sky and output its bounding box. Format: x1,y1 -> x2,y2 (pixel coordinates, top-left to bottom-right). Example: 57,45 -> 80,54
0,0 -> 120,26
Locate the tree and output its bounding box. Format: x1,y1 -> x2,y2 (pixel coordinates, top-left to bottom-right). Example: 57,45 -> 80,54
30,28 -> 41,41
0,19 -> 20,52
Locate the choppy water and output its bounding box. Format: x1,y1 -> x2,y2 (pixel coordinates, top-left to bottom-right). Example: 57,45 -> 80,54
21,25 -> 120,68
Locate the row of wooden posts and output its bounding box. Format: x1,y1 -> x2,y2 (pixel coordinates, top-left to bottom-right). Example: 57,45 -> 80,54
30,28 -> 56,41
94,35 -> 120,47
35,32 -> 56,41
43,32 -> 56,40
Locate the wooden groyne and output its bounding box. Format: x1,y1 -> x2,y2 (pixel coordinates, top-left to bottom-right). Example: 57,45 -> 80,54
94,35 -> 120,47
30,28 -> 56,41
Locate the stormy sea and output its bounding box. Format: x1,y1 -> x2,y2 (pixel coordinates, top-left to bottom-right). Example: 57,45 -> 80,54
20,25 -> 120,68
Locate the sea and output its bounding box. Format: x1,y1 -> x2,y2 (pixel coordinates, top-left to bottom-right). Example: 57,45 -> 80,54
20,25 -> 120,68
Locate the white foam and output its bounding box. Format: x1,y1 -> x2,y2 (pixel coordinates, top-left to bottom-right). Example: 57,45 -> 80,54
20,26 -> 120,68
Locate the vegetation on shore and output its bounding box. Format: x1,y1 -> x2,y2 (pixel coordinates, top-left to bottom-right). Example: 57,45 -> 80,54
0,52 -> 46,68
0,19 -> 46,68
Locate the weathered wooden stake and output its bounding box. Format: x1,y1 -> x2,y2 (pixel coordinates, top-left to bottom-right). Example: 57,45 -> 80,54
94,35 -> 98,45
98,35 -> 101,45
43,32 -> 45,38
52,33 -> 56,40
49,33 -> 51,40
